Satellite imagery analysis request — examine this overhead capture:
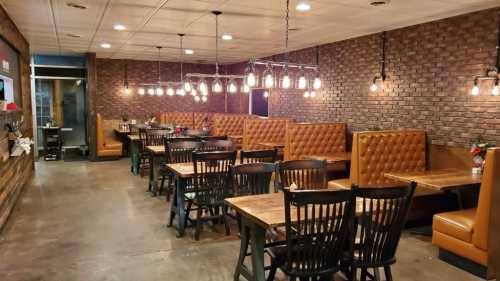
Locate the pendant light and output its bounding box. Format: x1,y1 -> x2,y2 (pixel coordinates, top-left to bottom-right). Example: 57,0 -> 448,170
296,67 -> 308,89
123,59 -> 131,94
154,46 -> 164,96
227,78 -> 238,94
241,83 -> 250,94
370,31 -> 387,94
262,64 -> 275,88
312,47 -> 322,90
279,1 -> 291,90
138,88 -> 145,96
177,34 -> 187,96
493,78 -> 499,96
167,84 -> 175,96
198,78 -> 208,94
212,11 -> 223,93
245,63 -> 257,87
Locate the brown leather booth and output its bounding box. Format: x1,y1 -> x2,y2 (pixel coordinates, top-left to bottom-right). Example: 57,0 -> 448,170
193,112 -> 213,130
159,112 -> 194,128
284,122 -> 346,160
243,117 -> 292,151
329,130 -> 436,196
96,113 -> 123,157
432,147 -> 499,279
211,113 -> 255,137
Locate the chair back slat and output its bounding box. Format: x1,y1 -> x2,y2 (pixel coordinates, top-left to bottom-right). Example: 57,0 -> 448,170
145,129 -> 172,146
283,189 -> 354,277
351,183 -> 416,267
231,163 -> 275,196
192,151 -> 237,205
166,141 -> 202,164
278,160 -> 327,190
201,140 -> 234,152
240,149 -> 277,164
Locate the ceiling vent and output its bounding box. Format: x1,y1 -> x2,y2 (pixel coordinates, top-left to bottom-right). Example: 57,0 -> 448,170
66,2 -> 87,9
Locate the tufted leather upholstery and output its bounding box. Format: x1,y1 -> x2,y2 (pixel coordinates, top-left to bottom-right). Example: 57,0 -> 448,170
432,147 -> 499,275
96,113 -> 122,157
193,112 -> 213,130
243,117 -> 293,151
284,122 -> 346,161
212,113 -> 255,137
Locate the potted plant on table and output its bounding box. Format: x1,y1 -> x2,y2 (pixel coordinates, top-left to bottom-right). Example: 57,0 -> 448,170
470,136 -> 492,174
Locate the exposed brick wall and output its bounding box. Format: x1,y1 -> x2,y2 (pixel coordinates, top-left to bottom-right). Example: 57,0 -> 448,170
95,59 -> 229,120
233,8 -> 500,147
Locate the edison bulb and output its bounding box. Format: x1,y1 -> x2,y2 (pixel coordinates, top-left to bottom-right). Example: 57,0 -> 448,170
310,91 -> 316,98
492,85 -> 499,96
191,89 -> 198,96
304,91 -> 310,98
176,88 -> 186,96
263,91 -> 269,98
228,82 -> 237,93
156,87 -> 164,96
194,96 -> 201,102
184,81 -> 192,92
167,87 -> 174,96
147,88 -> 155,96
199,81 -> 208,93
298,76 -> 307,89
138,88 -> 145,95
124,87 -> 131,95
282,75 -> 291,89
264,74 -> 274,88
370,83 -> 378,92
201,96 -> 208,102
471,85 -> 479,96
242,84 -> 250,93
246,73 -> 256,87
313,77 -> 321,90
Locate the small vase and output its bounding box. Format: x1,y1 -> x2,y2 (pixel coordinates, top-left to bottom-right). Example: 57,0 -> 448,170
472,155 -> 484,174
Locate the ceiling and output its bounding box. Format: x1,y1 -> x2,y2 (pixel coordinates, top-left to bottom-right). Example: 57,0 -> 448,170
1,0 -> 499,64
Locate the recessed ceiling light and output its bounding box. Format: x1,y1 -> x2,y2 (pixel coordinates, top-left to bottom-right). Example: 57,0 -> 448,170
370,0 -> 390,6
66,2 -> 87,9
221,34 -> 233,40
67,33 -> 81,38
113,24 -> 126,31
101,43 -> 111,48
185,49 -> 194,55
296,0 -> 311,11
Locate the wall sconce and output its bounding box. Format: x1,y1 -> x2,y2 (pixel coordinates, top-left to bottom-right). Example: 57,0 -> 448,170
470,12 -> 500,96
370,31 -> 387,94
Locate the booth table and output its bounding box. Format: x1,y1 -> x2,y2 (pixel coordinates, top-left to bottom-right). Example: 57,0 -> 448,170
128,134 -> 140,175
145,145 -> 165,196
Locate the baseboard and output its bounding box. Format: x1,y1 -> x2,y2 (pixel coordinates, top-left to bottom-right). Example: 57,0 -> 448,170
438,248 -> 494,280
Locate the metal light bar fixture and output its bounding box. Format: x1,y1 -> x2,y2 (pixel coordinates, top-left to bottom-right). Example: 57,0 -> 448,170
184,11 -> 246,97
243,0 -> 321,97
370,31 -> 387,94
470,12 -> 500,96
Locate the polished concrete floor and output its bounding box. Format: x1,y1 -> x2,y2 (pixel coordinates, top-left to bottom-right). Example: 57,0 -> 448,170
0,159 -> 484,281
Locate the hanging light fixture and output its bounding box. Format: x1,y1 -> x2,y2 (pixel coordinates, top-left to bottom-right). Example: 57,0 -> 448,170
185,11 -> 246,96
296,67 -> 308,89
241,83 -> 250,94
280,66 -> 292,89
263,90 -> 269,98
194,95 -> 201,102
227,78 -> 238,93
370,31 -> 387,94
148,88 -> 155,96
262,64 -> 275,88
470,13 -> 500,96
201,95 -> 208,102
312,48 -> 322,90
138,88 -> 145,96
122,59 -> 131,94
167,84 -> 175,96
245,63 -> 257,87
155,46 -> 164,96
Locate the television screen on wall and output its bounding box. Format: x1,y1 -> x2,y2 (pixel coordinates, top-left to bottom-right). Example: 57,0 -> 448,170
0,36 -> 20,106
0,79 -> 4,100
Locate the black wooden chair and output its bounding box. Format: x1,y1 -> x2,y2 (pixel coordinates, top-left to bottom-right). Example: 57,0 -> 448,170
187,150 -> 237,240
240,149 -> 278,164
231,163 -> 275,197
345,183 -> 416,281
201,139 -> 234,152
159,140 -> 202,201
267,188 -> 355,281
146,129 -> 171,146
276,159 -> 328,191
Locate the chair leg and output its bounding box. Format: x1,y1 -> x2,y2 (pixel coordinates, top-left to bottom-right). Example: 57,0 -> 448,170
373,268 -> 381,281
290,276 -> 297,281
194,207 -> 203,241
184,201 -> 193,227
349,268 -> 357,281
266,260 -> 278,281
223,207 -> 230,236
360,268 -> 367,281
383,266 -> 393,281
159,176 -> 165,195
166,175 -> 174,202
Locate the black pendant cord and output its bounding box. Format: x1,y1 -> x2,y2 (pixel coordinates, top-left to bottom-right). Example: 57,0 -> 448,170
179,33 -> 184,80
213,11 -> 221,75
381,31 -> 387,81
284,0 -> 290,63
123,59 -> 128,88
157,46 -> 162,83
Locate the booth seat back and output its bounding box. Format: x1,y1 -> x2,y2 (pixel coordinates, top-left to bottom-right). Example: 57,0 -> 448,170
212,113 -> 255,136
284,122 -> 346,160
350,130 -> 426,186
102,119 -> 121,139
474,148 -> 500,253
96,113 -> 106,150
193,112 -> 213,130
243,117 -> 293,150
170,112 -> 195,128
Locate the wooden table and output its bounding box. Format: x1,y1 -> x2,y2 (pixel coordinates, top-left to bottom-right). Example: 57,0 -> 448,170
385,168 -> 481,209
257,142 -> 285,149
128,134 -> 140,175
228,135 -> 243,149
303,152 -> 351,164
166,160 -> 240,237
145,145 -> 166,196
114,129 -> 131,156
225,192 -> 366,281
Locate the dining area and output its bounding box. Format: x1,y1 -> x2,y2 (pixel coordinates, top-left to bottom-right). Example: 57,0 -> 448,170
113,112 -> 499,281
1,1 -> 500,281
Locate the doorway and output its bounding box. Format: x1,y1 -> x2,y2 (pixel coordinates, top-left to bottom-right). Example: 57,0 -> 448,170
249,89 -> 269,117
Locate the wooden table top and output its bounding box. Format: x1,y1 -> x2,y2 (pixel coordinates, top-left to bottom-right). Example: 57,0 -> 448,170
258,142 -> 285,149
225,192 -> 367,229
114,129 -> 130,134
384,168 -> 481,191
166,160 -> 241,178
145,145 -> 165,155
228,135 -> 243,139
303,152 -> 351,164
128,134 -> 140,141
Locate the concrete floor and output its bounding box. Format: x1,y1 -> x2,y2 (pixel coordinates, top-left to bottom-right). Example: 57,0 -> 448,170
0,159 -> 484,281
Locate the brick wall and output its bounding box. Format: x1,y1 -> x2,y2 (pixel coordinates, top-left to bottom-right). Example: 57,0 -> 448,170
243,8 -> 500,147
95,59 -> 229,119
